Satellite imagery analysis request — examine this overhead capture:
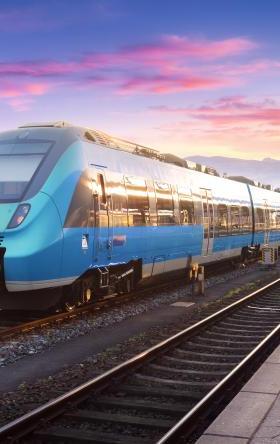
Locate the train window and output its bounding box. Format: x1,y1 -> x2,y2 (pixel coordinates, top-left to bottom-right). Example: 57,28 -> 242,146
97,174 -> 106,208
230,206 -> 240,233
107,176 -> 128,227
256,208 -> 264,230
125,176 -> 149,226
264,207 -> 270,229
270,210 -> 277,229
216,204 -> 228,236
155,181 -> 175,225
179,193 -> 194,224
240,206 -> 250,232
275,210 -> 280,229
203,201 -> 208,238
64,172 -> 92,228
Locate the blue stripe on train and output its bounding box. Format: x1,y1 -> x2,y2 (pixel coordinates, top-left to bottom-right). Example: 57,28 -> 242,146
5,220 -> 280,282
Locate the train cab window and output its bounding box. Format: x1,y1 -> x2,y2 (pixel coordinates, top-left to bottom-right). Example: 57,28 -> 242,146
216,204 -> 228,236
0,140 -> 53,202
256,208 -> 264,230
230,206 -> 240,234
178,186 -> 194,225
155,181 -> 175,225
240,206 -> 250,232
125,176 -> 149,226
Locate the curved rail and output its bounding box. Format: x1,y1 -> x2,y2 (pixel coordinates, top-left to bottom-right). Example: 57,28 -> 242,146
1,277 -> 279,443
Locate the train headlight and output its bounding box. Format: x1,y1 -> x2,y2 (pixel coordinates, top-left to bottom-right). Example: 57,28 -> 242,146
7,204 -> 31,229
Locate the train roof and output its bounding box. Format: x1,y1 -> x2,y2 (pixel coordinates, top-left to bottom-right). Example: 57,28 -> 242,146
19,121 -> 276,192
19,121 -> 220,174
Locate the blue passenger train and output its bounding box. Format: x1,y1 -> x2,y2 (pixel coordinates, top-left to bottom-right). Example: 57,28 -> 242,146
0,121 -> 280,310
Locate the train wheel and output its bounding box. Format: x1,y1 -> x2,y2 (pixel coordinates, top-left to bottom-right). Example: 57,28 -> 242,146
62,282 -> 92,312
85,288 -> 92,303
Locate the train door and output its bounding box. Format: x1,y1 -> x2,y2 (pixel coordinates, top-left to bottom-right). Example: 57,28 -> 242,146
91,169 -> 113,262
263,199 -> 270,244
201,189 -> 214,256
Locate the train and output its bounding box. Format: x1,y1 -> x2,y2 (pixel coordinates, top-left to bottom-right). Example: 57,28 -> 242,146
0,121 -> 280,310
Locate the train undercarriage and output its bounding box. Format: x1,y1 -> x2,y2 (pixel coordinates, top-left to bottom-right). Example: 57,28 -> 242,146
0,245 -> 265,312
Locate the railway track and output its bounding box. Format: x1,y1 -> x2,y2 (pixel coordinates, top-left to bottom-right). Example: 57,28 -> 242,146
0,260 -> 236,341
0,289 -> 150,341
1,277 -> 280,443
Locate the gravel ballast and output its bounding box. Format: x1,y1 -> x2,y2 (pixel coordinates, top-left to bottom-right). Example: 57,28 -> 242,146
0,264 -> 270,369
0,263 -> 279,427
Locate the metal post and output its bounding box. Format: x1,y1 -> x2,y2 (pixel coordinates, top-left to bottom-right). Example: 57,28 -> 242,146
190,264 -> 198,296
197,265 -> 205,295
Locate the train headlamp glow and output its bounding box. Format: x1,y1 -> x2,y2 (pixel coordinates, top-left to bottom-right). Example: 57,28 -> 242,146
7,204 -> 31,229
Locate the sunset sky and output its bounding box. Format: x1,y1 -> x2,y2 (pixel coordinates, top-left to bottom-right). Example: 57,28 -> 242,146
1,0 -> 280,160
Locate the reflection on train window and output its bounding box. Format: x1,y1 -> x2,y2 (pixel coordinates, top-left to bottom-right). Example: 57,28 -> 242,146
270,210 -> 276,229
125,176 -> 149,226
179,193 -> 194,224
201,190 -> 214,239
256,208 -> 264,230
264,207 -> 270,229
275,210 -> 280,229
95,173 -> 109,227
216,204 -> 228,236
240,206 -> 250,232
155,181 -> 175,225
230,205 -> 240,233
97,174 -> 107,209
107,176 -> 128,227
64,172 -> 92,228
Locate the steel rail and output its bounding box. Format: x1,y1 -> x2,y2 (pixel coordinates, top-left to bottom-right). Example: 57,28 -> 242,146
0,276 -> 187,341
156,320 -> 280,443
0,277 -> 279,443
0,260 -> 234,341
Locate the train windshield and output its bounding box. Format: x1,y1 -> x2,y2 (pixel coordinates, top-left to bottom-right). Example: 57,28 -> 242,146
0,141 -> 52,201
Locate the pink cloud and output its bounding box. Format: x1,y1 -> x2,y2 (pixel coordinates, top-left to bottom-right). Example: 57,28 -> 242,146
151,96 -> 280,128
25,83 -> 52,95
125,35 -> 257,61
0,82 -> 51,98
0,82 -> 52,111
118,74 -> 232,95
204,59 -> 280,77
81,36 -> 257,72
0,34 -> 276,103
0,60 -> 78,77
0,35 -> 257,80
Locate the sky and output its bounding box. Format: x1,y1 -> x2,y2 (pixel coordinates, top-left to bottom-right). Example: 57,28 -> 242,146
0,0 -> 280,160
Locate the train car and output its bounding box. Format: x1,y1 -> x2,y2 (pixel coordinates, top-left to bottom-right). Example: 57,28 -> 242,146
0,121 -> 280,310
